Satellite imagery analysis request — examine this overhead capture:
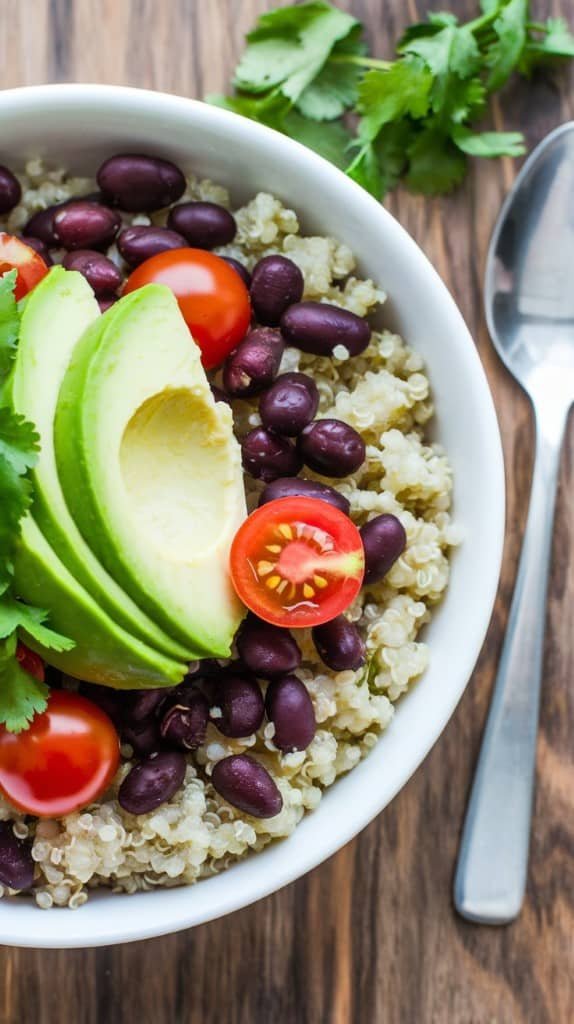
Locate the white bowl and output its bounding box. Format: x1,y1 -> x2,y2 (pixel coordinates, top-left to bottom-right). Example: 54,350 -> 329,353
0,84 -> 505,948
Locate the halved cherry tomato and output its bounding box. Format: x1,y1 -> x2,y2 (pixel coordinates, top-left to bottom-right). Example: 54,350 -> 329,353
0,232 -> 49,300
230,496 -> 364,628
16,643 -> 45,683
123,248 -> 251,370
0,691 -> 120,817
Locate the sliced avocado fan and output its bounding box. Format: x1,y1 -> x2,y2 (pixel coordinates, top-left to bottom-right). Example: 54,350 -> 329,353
7,267 -> 198,661
15,518 -> 187,688
55,284 -> 247,658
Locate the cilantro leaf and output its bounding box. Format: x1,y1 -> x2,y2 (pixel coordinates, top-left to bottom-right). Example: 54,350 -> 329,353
0,596 -> 74,652
520,18 -> 574,74
0,455 -> 33,587
0,634 -> 48,733
0,271 -> 20,378
356,59 -> 432,141
346,143 -> 384,198
485,0 -> 528,91
0,407 -> 40,475
296,26 -> 366,120
283,111 -> 352,168
208,90 -> 291,133
234,1 -> 360,104
451,124 -> 526,157
399,19 -> 481,111
405,128 -> 467,194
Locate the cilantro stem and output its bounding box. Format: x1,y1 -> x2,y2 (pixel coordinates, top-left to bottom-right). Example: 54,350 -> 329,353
330,55 -> 392,70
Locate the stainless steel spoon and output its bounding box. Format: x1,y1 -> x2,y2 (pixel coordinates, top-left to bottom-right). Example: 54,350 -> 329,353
454,123 -> 574,924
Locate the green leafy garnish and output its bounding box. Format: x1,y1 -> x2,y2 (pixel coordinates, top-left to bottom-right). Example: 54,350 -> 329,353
0,272 -> 74,732
211,0 -> 574,199
0,634 -> 49,734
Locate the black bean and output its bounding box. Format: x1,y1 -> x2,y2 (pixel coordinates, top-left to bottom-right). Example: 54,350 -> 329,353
212,672 -> 264,738
222,256 -> 252,288
360,514 -> 407,585
0,166 -> 21,214
242,427 -> 303,482
223,328 -> 284,399
24,204 -> 64,246
117,225 -> 187,267
159,690 -> 209,750
122,720 -> 162,758
126,688 -> 168,725
312,616 -> 366,671
53,201 -> 121,251
259,372 -> 318,436
98,295 -> 118,313
265,675 -> 316,752
236,614 -> 301,678
250,255 -> 304,326
118,752 -> 186,815
0,822 -> 34,890
297,419 -> 365,478
97,154 -> 186,212
78,682 -> 126,729
280,301 -> 371,357
167,202 -> 236,249
212,754 -> 282,819
63,249 -> 123,296
259,476 -> 350,515
20,236 -> 52,265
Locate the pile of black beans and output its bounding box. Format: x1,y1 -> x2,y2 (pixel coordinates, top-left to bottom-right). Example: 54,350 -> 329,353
0,153 -> 246,311
78,613 -> 325,821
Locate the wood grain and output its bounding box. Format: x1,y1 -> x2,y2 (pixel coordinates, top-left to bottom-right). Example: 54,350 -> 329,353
0,1 -> 573,1021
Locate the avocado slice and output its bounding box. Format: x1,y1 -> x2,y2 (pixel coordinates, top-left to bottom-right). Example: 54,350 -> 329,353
55,284 -> 246,658
14,518 -> 187,688
7,267 -> 196,662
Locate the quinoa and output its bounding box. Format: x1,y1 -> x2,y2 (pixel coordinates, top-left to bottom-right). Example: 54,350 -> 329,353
0,161 -> 460,908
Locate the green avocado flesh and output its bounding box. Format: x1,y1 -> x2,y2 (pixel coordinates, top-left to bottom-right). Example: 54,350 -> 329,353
15,518 -> 187,688
55,283 -> 246,658
8,267 -> 196,663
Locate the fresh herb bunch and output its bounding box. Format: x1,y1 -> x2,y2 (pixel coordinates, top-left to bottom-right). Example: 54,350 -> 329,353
210,0 -> 574,197
0,272 -> 73,732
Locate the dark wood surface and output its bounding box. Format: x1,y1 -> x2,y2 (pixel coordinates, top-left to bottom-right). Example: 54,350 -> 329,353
1,1 -> 573,1021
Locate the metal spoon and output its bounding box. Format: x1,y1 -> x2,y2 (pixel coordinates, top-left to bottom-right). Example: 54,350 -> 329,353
454,123 -> 574,924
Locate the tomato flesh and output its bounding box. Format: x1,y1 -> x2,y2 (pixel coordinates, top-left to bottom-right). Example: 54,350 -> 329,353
0,233 -> 49,300
123,248 -> 251,370
16,643 -> 45,683
0,691 -> 120,817
230,497 -> 364,628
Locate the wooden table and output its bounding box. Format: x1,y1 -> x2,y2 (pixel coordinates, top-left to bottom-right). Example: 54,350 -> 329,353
1,2 -> 573,1021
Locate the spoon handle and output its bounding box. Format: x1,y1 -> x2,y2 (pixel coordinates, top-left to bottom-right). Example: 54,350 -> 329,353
454,406 -> 565,924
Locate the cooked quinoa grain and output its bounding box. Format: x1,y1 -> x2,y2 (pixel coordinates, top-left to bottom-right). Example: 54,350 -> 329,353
0,161 -> 459,908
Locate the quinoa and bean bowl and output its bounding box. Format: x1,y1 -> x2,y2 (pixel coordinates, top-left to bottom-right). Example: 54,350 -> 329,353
0,155 -> 458,909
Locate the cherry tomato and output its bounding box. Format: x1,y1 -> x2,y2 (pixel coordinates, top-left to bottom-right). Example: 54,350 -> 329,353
0,691 -> 120,817
124,248 -> 251,370
0,232 -> 49,300
230,496 -> 364,628
16,643 -> 45,683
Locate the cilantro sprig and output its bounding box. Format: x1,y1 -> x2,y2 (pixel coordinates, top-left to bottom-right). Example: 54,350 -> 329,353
0,272 -> 73,732
210,0 -> 574,198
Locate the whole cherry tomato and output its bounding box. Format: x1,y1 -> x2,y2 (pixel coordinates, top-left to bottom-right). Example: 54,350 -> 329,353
0,690 -> 120,817
124,248 -> 251,369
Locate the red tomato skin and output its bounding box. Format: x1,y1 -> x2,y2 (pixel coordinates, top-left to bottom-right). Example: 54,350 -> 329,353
123,248 -> 251,369
16,643 -> 45,683
0,691 -> 120,817
0,233 -> 49,300
230,497 -> 365,628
